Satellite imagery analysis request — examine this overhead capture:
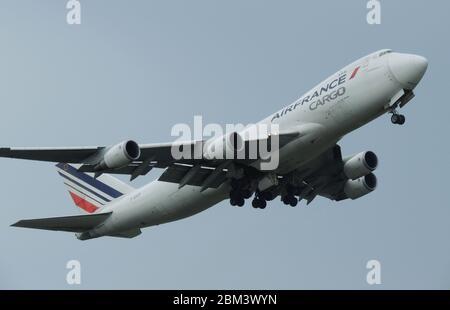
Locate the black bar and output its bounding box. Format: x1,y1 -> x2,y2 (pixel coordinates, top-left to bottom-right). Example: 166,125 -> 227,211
1,290 -> 450,307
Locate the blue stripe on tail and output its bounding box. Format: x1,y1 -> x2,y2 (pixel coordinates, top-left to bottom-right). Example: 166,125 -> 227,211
57,172 -> 111,203
56,163 -> 123,198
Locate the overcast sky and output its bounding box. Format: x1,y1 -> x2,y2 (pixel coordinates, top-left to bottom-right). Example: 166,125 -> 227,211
0,0 -> 449,289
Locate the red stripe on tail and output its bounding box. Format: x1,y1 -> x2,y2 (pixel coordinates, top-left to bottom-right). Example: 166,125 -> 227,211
69,192 -> 99,213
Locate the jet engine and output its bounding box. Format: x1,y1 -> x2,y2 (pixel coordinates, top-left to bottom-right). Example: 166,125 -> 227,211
95,140 -> 140,170
343,151 -> 378,180
344,173 -> 377,200
203,132 -> 244,160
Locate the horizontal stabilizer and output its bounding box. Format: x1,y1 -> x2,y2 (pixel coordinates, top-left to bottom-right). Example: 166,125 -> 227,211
11,212 -> 112,233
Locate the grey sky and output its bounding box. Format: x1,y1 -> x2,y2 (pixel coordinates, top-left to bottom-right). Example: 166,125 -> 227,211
0,0 -> 449,289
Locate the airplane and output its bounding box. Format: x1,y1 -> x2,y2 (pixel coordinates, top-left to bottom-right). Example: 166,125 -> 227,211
0,49 -> 428,240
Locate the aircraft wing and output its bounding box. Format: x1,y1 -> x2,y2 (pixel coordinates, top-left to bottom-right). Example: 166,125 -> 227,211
0,146 -> 104,163
0,142 -> 192,165
0,141 -> 204,181
0,130 -> 302,182
11,212 -> 112,233
0,133 -> 300,164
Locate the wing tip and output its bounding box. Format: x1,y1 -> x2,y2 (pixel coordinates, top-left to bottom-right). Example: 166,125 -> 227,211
11,220 -> 26,228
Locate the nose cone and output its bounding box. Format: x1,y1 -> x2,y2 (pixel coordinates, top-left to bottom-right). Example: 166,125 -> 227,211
388,53 -> 428,89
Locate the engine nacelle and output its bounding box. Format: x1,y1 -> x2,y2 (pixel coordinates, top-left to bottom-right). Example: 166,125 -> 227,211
343,151 -> 378,180
344,173 -> 377,200
96,140 -> 140,170
203,132 -> 243,160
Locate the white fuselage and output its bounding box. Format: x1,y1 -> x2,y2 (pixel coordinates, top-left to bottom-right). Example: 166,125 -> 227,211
88,50 -> 427,238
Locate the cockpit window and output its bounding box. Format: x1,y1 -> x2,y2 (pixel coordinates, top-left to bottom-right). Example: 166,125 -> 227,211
379,50 -> 393,57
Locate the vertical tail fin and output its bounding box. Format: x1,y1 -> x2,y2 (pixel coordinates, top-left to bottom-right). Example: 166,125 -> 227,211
56,163 -> 134,214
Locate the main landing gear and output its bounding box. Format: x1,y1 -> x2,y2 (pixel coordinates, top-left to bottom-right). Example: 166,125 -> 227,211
229,178 -> 251,207
228,177 -> 305,209
280,184 -> 299,207
282,195 -> 298,207
229,178 -> 270,209
229,190 -> 245,207
230,190 -> 268,209
251,189 -> 279,209
252,196 -> 267,209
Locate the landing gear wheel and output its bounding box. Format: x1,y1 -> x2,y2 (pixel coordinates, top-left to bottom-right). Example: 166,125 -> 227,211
236,197 -> 245,207
282,195 -> 296,206
391,113 -> 406,125
230,190 -> 244,207
259,199 -> 267,209
289,196 -> 298,207
391,114 -> 399,124
252,198 -> 267,209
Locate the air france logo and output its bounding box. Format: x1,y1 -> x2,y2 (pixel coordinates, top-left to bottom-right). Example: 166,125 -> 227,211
309,87 -> 346,111
350,66 -> 361,80
271,72 -> 348,121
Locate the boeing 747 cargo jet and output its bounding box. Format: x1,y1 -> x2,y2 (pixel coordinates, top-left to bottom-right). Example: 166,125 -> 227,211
0,49 -> 428,240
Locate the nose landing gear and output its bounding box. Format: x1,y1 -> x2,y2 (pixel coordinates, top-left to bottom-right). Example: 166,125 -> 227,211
388,94 -> 407,125
391,112 -> 406,125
